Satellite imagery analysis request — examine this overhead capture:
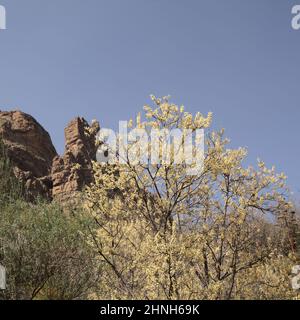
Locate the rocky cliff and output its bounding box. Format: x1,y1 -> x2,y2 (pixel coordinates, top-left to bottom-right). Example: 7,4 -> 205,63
0,110 -> 99,201
52,117 -> 99,201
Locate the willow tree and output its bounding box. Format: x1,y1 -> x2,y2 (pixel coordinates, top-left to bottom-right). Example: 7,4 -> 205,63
85,96 -> 298,300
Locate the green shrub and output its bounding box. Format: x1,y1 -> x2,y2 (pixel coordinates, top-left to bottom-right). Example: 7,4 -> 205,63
0,138 -> 24,203
0,200 -> 100,300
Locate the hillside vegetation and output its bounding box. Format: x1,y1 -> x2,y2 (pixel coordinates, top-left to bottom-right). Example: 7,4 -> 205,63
0,97 -> 300,300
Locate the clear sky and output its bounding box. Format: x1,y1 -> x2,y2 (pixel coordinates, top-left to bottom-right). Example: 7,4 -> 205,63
0,0 -> 299,197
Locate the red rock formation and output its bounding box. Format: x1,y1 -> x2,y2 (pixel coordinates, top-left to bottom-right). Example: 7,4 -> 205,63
51,117 -> 99,200
0,110 -> 57,199
0,110 -> 99,201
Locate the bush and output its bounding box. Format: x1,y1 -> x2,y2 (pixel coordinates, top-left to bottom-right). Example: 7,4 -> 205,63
0,200 -> 100,300
0,138 -> 24,203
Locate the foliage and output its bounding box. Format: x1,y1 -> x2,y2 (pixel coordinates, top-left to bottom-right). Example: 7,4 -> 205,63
0,138 -> 24,202
0,199 -> 100,300
1,98 -> 299,300
85,96 -> 300,299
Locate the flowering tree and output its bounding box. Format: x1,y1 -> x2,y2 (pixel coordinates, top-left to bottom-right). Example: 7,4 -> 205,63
85,96 -> 299,299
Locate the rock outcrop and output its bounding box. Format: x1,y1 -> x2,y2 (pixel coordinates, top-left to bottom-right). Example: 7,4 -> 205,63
0,110 -> 99,201
0,110 -> 57,200
51,117 -> 99,201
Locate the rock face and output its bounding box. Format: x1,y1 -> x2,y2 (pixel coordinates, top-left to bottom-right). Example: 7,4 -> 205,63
0,110 -> 57,200
51,117 -> 99,201
0,110 -> 99,201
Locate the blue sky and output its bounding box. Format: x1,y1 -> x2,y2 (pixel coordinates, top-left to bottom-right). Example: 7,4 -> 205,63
0,0 -> 299,197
